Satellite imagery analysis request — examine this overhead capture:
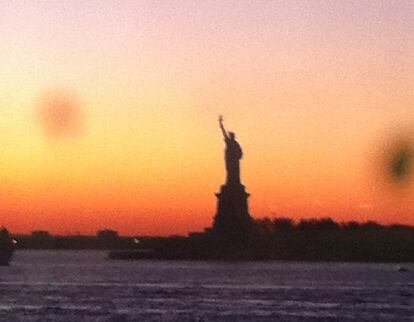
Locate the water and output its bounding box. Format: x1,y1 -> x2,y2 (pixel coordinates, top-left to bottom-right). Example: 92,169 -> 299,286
0,251 -> 412,321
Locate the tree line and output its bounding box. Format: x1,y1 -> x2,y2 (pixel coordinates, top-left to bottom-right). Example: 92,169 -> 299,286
250,217 -> 414,262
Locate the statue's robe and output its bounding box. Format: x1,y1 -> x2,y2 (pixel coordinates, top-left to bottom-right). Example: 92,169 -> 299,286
224,138 -> 243,185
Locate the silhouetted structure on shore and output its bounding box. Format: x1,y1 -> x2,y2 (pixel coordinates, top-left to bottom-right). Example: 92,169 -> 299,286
0,228 -> 14,265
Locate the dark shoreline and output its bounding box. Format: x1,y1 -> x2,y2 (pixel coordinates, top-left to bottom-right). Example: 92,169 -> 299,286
9,218 -> 414,264
8,249 -> 413,265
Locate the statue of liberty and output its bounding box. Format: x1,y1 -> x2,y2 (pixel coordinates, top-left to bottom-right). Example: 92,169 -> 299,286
213,115 -> 252,248
219,116 -> 243,186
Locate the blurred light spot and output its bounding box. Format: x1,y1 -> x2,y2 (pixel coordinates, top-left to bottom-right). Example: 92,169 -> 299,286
37,90 -> 83,139
381,135 -> 414,186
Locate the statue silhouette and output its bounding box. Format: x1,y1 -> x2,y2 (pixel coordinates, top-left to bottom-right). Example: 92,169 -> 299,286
212,116 -> 252,252
219,116 -> 243,186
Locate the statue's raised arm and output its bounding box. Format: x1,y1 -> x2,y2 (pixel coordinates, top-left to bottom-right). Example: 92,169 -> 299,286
219,115 -> 228,140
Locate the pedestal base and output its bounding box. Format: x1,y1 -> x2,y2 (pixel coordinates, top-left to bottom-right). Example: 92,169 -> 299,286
212,183 -> 252,246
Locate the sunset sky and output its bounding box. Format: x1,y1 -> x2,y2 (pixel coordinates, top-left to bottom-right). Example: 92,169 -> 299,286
1,1 -> 413,235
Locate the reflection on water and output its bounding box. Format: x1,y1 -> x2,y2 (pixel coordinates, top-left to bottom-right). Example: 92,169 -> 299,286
0,251 -> 412,321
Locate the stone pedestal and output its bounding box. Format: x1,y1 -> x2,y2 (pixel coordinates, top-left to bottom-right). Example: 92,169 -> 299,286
212,183 -> 252,246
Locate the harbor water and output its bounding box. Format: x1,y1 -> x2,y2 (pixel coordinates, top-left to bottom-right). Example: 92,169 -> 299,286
0,251 -> 412,321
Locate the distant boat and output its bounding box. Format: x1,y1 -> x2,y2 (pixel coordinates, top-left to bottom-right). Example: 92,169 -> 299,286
0,228 -> 14,266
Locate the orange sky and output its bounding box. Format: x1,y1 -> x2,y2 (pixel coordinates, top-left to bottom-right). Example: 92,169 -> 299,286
0,1 -> 413,235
